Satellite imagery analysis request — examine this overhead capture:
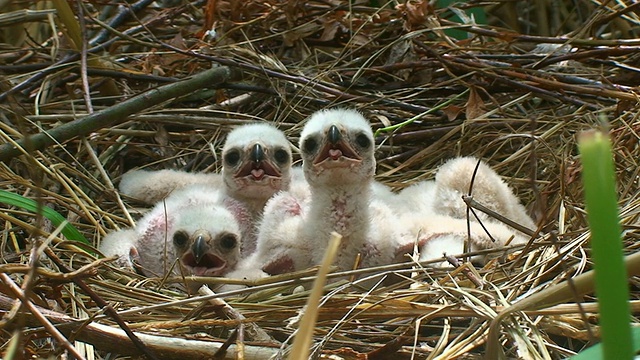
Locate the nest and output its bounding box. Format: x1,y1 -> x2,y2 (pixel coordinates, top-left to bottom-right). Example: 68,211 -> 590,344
1,0 -> 640,359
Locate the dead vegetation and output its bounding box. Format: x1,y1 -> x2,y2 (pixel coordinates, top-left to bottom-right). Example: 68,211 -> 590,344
1,0 -> 640,358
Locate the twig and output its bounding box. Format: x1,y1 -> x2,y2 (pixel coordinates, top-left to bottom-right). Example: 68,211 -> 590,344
76,0 -> 93,114
88,0 -> 156,46
0,273 -> 87,360
289,232 -> 342,360
43,247 -> 160,360
462,195 -> 536,237
198,286 -> 274,343
445,256 -> 484,289
0,66 -> 238,163
0,257 -> 110,280
0,293 -> 280,359
442,20 -> 640,46
0,8 -> 57,26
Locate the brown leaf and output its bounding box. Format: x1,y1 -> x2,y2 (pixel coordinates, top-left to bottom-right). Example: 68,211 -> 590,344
319,19 -> 340,42
198,0 -> 217,38
154,125 -> 170,148
442,104 -> 463,121
396,0 -> 432,30
465,86 -> 485,120
615,99 -> 634,117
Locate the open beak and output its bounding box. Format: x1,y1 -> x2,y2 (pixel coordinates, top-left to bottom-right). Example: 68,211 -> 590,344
234,143 -> 282,180
180,231 -> 227,276
313,125 -> 362,164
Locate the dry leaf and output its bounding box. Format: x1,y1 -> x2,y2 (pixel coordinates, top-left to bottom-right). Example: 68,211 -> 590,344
465,86 -> 485,120
396,0 -> 431,30
442,104 -> 463,121
371,114 -> 391,127
319,19 -> 340,42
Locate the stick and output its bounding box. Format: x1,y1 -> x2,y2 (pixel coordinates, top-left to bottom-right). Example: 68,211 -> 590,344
0,66 -> 237,163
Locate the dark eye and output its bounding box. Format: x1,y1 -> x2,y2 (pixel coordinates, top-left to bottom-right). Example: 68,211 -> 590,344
220,234 -> 237,250
355,133 -> 371,149
173,231 -> 189,248
224,149 -> 241,167
274,148 -> 289,164
302,137 -> 318,154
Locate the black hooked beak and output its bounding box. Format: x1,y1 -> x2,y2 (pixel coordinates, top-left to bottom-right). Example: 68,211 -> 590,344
328,125 -> 341,144
192,235 -> 207,264
251,143 -> 265,163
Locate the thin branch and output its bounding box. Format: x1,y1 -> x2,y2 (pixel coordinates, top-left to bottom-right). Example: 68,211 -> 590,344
44,247 -> 160,360
0,293 -> 280,360
0,66 -> 238,163
0,273 -> 87,360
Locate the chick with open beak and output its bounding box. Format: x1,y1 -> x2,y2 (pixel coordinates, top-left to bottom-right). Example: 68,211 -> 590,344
100,185 -> 250,286
301,116 -> 374,188
118,123 -> 294,222
172,227 -> 240,277
239,108 -> 402,276
221,124 -> 292,215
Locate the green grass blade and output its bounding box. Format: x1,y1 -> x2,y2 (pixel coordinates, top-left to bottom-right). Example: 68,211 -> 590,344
373,89 -> 470,137
0,189 -> 90,245
571,326 -> 640,359
577,129 -> 632,360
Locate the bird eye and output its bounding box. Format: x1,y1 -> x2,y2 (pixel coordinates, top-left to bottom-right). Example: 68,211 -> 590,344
274,148 -> 290,164
224,149 -> 241,167
355,133 -> 371,149
220,234 -> 237,250
302,137 -> 318,154
173,231 -> 189,248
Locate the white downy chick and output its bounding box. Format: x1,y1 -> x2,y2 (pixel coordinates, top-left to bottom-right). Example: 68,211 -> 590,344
220,123 -> 293,216
432,156 -> 536,230
100,184 -> 252,280
241,175 -> 312,275
119,123 -> 293,219
246,108 -> 403,275
119,170 -> 222,205
394,157 -> 536,265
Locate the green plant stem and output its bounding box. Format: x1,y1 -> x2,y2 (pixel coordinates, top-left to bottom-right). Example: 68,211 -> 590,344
373,89 -> 469,137
0,189 -> 89,244
578,129 -> 632,360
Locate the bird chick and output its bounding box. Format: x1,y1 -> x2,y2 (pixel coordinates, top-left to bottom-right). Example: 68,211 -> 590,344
393,157 -> 536,265
119,123 -> 293,219
221,123 -> 293,217
432,156 -> 536,230
100,185 -> 252,281
248,108 -> 403,275
245,177 -> 312,275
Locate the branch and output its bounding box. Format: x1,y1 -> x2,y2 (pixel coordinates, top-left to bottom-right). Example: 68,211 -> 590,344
0,66 -> 237,163
0,293 -> 279,360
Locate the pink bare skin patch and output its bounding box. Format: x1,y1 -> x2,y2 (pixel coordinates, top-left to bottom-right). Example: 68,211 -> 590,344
331,197 -> 353,235
262,255 -> 295,275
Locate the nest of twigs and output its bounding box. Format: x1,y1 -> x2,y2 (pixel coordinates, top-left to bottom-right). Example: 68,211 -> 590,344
1,0 -> 640,359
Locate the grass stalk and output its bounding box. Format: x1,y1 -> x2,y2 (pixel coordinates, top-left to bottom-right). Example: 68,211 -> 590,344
0,190 -> 89,245
577,129 -> 632,359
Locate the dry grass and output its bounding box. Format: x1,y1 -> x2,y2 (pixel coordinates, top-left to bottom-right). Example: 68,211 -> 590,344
1,0 -> 640,359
